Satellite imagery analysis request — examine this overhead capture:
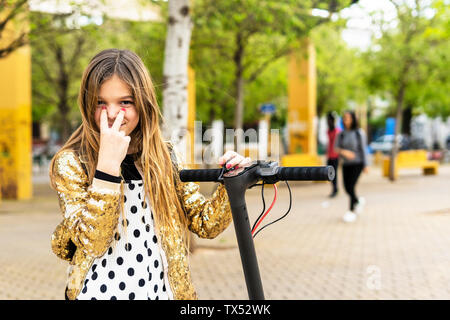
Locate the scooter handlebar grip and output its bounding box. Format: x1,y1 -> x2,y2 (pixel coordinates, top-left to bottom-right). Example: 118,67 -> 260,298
276,166 -> 335,181
179,169 -> 222,182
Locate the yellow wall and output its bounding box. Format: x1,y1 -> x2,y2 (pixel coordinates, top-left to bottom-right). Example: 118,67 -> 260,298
0,16 -> 32,200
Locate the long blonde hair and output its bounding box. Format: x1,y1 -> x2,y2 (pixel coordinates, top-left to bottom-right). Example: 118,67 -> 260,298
49,48 -> 188,246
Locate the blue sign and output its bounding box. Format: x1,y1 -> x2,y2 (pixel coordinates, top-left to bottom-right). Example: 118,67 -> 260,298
260,103 -> 276,114
385,118 -> 396,135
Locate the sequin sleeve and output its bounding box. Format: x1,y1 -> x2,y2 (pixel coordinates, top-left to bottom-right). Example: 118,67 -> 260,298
169,143 -> 232,239
51,150 -> 121,258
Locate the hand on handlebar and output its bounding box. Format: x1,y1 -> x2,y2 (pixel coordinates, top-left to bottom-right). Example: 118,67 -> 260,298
218,151 -> 253,177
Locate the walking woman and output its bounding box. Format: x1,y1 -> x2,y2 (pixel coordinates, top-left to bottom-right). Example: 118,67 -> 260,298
335,110 -> 368,223
49,49 -> 252,300
326,112 -> 340,198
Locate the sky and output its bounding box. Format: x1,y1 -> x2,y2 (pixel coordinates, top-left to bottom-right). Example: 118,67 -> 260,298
340,0 -> 397,50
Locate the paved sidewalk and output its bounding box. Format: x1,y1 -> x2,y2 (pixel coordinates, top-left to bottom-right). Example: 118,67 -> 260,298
1,165 -> 450,299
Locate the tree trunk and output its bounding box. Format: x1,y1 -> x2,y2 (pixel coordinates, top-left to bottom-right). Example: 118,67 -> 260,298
388,84 -> 406,181
162,0 -> 193,162
402,105 -> 412,135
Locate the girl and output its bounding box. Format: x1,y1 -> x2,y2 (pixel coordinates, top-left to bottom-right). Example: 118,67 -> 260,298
49,49 -> 252,300
326,112 -> 340,198
334,110 -> 368,223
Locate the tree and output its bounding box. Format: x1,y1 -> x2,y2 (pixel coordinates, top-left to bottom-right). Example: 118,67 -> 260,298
0,0 -> 28,59
161,0 -> 193,161
190,0 -> 355,151
365,0 -> 448,181
311,21 -> 367,117
30,10 -> 104,142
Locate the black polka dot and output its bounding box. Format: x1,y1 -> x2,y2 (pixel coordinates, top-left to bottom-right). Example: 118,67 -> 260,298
122,219 -> 129,227
160,271 -> 164,280
147,248 -> 152,257
92,264 -> 97,272
151,212 -> 154,220
100,284 -> 107,293
141,201 -> 147,209
155,296 -> 159,300
107,247 -> 113,255
148,273 -> 152,281
154,260 -> 159,268
136,254 -> 143,263
91,297 -> 96,300
101,259 -> 107,267
138,193 -> 141,200
138,279 -> 145,287
153,235 -> 158,243
146,224 -> 150,232
130,205 -> 137,214
108,271 -> 115,279
110,296 -> 117,300
163,284 -> 166,292
114,232 -> 121,241
124,195 -> 127,203
125,243 -> 132,251
129,292 -> 135,300
129,183 -> 135,190
116,257 -> 123,265
141,216 -> 146,224
128,267 -> 135,276
91,272 -> 98,280
133,229 -> 140,238
82,286 -> 87,294
154,284 -> 158,293
119,282 -> 126,290
144,240 -> 148,248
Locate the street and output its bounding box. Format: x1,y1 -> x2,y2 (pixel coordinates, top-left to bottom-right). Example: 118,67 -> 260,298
1,165 -> 450,299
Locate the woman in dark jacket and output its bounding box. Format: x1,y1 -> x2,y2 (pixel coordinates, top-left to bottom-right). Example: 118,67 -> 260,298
334,110 -> 368,223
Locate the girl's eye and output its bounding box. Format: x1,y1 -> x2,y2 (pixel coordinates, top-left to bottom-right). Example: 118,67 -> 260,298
121,101 -> 134,106
97,101 -> 106,108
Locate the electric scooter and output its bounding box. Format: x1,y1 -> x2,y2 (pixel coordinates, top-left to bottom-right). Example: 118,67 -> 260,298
180,160 -> 335,300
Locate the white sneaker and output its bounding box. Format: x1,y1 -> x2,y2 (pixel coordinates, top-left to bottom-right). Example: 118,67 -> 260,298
343,211 -> 357,223
355,197 -> 366,214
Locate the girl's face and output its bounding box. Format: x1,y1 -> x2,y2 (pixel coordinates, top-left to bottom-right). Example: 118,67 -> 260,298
343,112 -> 353,130
94,75 -> 140,138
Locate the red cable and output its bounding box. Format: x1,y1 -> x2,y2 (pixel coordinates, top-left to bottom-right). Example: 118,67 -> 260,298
252,184 -> 277,236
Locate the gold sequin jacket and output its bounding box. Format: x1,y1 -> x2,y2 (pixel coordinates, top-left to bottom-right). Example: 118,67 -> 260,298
50,143 -> 232,300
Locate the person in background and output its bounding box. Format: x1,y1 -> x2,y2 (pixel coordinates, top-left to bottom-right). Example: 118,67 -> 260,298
334,110 -> 368,223
326,112 -> 340,198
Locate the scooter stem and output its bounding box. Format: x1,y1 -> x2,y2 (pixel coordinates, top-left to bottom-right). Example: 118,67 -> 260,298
223,165 -> 265,300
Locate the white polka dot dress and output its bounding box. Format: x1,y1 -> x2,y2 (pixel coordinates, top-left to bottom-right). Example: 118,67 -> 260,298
77,179 -> 173,300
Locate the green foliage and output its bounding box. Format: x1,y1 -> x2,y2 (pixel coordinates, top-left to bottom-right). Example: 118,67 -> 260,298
364,0 -> 449,119
311,21 -> 368,117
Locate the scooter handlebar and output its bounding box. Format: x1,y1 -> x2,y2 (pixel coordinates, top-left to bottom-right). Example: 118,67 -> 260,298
179,164 -> 335,183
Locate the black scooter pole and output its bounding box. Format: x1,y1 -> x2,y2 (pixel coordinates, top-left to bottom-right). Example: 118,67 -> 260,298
222,165 -> 265,300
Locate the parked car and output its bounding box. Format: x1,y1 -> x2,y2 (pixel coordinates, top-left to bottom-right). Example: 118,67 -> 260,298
369,134 -> 409,154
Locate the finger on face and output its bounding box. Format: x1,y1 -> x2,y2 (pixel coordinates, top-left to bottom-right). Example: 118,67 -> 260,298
111,109 -> 125,131
100,107 -> 108,132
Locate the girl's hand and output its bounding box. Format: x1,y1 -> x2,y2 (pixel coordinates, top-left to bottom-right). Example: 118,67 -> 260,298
96,107 -> 131,176
218,151 -> 253,177
363,166 -> 369,174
